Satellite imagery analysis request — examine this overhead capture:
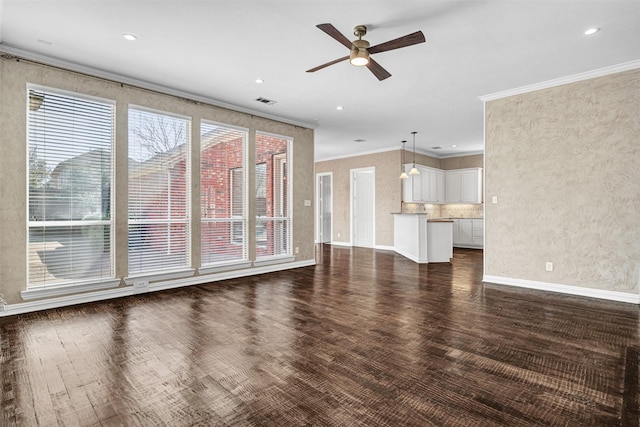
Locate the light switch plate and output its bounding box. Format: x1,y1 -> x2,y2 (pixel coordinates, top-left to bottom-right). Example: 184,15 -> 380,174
304,199 -> 311,206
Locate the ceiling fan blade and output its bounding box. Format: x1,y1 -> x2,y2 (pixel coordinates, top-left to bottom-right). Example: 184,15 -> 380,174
368,31 -> 426,55
366,58 -> 392,81
316,23 -> 353,49
306,55 -> 350,73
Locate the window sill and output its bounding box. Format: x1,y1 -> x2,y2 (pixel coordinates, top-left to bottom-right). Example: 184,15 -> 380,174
22,279 -> 121,301
253,255 -> 295,268
199,260 -> 252,275
124,268 -> 196,286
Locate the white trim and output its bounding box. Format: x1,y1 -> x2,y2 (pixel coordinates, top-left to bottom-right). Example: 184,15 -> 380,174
316,172 -> 333,244
0,43 -> 317,130
124,268 -> 196,285
1,259 -> 316,317
436,150 -> 485,159
350,167 -> 376,249
198,260 -> 252,275
375,245 -> 395,252
330,241 -> 352,247
253,255 -> 296,267
7,286 -> 133,317
394,247 -> 423,264
454,244 -> 483,249
479,59 -> 640,102
315,146 -> 485,163
316,146 -> 399,163
150,259 -> 314,292
21,279 -> 121,300
483,275 -> 640,304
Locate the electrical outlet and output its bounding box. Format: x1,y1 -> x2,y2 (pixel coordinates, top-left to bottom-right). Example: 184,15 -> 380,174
545,262 -> 553,272
337,232 -> 340,238
492,196 -> 498,204
295,246 -> 299,254
133,280 -> 149,294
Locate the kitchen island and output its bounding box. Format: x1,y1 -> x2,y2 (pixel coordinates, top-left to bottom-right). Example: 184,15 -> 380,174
392,213 -> 453,263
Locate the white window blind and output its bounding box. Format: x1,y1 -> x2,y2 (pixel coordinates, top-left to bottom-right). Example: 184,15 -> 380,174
255,133 -> 291,258
200,121 -> 247,265
128,108 -> 190,274
27,87 -> 114,288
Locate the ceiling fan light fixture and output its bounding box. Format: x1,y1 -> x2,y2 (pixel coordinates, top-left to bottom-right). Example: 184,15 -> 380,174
350,39 -> 370,66
350,53 -> 369,66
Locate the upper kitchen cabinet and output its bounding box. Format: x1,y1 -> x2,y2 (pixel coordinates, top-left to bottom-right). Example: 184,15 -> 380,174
402,165 -> 445,203
445,168 -> 483,203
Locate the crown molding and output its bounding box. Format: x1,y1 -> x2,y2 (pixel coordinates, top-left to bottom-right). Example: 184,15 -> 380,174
0,43 -> 318,130
479,59 -> 640,102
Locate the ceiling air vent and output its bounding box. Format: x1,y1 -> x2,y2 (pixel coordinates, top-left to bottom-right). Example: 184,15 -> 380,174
431,146 -> 442,150
255,97 -> 276,105
354,139 -> 366,143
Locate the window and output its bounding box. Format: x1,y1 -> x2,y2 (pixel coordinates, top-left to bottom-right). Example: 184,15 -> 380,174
128,107 -> 190,274
255,133 -> 291,258
27,87 -> 114,288
200,122 -> 247,265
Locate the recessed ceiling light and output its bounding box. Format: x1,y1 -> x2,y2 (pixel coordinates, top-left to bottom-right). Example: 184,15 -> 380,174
336,106 -> 343,110
451,145 -> 457,148
584,27 -> 600,35
123,34 -> 137,41
255,79 -> 264,84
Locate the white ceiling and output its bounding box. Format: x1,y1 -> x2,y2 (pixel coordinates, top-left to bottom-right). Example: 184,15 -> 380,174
1,1 -> 638,160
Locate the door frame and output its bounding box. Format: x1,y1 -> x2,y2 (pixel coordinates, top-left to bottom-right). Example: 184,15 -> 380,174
315,172 -> 333,243
350,167 -> 375,248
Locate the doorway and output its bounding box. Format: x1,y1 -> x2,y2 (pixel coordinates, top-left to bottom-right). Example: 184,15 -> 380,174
351,167 -> 375,248
316,173 -> 332,243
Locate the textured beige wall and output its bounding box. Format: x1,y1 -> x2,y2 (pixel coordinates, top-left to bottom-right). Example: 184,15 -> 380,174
0,58 -> 315,304
441,154 -> 483,170
315,150 -> 403,247
485,69 -> 640,294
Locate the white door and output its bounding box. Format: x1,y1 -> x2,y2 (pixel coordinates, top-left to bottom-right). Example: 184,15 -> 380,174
316,173 -> 332,243
351,168 -> 375,248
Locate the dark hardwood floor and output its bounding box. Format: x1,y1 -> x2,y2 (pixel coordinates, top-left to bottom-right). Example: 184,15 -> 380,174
1,246 -> 638,426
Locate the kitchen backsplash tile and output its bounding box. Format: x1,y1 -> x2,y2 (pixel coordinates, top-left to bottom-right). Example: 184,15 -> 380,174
401,203 -> 483,218
440,204 -> 484,218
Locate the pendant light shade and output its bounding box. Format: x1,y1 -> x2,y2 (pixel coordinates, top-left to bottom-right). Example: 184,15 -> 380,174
399,140 -> 408,179
409,131 -> 420,175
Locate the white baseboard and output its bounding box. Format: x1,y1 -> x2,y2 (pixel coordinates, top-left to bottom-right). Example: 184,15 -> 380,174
483,275 -> 639,304
393,248 -> 424,264
0,259 -> 316,317
330,241 -> 352,247
375,245 -> 395,252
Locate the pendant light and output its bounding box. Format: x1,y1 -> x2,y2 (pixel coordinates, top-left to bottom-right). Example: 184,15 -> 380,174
409,131 -> 420,175
399,140 -> 409,179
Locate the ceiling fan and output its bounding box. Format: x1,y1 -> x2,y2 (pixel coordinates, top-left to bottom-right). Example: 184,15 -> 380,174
306,23 -> 426,81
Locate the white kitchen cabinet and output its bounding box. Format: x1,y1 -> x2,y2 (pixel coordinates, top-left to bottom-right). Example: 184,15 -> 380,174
452,218 -> 483,248
393,213 -> 453,263
445,168 -> 482,203
423,167 -> 445,203
472,219 -> 484,246
402,165 -> 445,203
402,164 -> 421,202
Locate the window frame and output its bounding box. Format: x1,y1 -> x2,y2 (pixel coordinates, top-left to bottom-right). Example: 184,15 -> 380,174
255,132 -> 293,260
127,105 -> 192,276
25,84 -> 117,293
